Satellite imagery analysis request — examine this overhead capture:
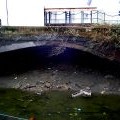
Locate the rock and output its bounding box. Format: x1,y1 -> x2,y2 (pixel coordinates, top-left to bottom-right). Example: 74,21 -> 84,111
74,71 -> 77,74
47,68 -> 51,70
24,77 -> 27,80
104,75 -> 114,79
75,83 -> 81,88
56,85 -> 62,89
86,87 -> 91,90
66,81 -> 71,84
118,88 -> 120,92
23,84 -> 36,89
45,82 -> 51,88
15,83 -> 22,89
36,81 -> 44,85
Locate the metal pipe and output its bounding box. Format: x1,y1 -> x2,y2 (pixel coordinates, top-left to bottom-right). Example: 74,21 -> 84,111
6,0 -> 9,26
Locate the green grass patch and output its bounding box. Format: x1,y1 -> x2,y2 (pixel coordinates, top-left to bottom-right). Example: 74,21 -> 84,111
0,88 -> 120,120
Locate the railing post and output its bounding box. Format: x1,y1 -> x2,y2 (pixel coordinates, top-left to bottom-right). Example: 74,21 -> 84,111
44,8 -> 47,25
0,19 -> 1,35
97,10 -> 99,23
48,11 -> 51,24
90,11 -> 92,23
0,19 -> 1,27
69,11 -> 71,24
81,11 -> 84,23
103,12 -> 105,23
54,12 -> 57,24
65,11 -> 67,24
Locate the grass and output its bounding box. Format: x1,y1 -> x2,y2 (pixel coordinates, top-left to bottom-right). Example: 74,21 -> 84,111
0,88 -> 120,120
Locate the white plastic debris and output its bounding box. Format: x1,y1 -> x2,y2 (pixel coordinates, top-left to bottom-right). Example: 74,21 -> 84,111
101,90 -> 105,94
14,77 -> 17,80
77,108 -> 81,111
36,92 -> 41,95
72,88 -> 91,97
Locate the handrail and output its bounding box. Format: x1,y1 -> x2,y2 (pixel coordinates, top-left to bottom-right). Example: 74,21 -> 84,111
44,9 -> 120,25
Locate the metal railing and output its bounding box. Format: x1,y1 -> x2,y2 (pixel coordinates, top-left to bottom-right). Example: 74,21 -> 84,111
0,19 -> 1,27
44,8 -> 120,25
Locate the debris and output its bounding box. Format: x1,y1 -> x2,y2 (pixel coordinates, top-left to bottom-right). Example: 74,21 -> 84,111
101,90 -> 106,94
104,75 -> 114,79
47,68 -> 51,70
77,108 -> 81,111
72,87 -> 91,97
14,77 -> 17,80
36,92 -> 42,95
74,71 -> 77,74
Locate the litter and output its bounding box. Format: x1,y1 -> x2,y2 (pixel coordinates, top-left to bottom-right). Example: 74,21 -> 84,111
72,87 -> 91,97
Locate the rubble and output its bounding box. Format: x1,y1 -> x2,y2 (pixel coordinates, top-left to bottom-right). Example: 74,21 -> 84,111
45,82 -> 51,88
104,75 -> 114,79
23,84 -> 36,89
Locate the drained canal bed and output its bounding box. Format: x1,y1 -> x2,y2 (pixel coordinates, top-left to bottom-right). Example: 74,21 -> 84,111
0,46 -> 120,94
0,46 -> 120,119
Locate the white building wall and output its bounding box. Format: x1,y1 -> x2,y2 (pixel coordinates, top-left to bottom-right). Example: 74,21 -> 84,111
0,0 -> 44,26
0,0 -> 120,26
0,0 -> 7,25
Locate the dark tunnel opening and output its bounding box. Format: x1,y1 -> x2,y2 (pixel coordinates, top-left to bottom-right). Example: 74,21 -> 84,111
0,46 -> 120,77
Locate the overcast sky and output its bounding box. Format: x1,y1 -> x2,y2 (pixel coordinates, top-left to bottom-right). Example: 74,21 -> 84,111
0,0 -> 120,26
44,0 -> 120,14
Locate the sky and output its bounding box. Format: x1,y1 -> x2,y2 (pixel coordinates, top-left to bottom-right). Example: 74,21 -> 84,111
0,0 -> 120,26
44,0 -> 120,14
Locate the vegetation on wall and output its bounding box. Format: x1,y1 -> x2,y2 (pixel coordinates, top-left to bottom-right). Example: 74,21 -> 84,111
1,24 -> 120,47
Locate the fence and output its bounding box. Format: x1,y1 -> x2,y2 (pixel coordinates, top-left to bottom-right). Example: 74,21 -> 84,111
0,19 -> 1,27
44,8 -> 120,26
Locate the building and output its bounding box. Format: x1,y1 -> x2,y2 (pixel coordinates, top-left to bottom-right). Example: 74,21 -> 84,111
0,0 -> 120,26
0,0 -> 44,26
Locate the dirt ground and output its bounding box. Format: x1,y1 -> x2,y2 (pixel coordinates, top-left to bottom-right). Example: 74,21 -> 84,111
0,63 -> 120,95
